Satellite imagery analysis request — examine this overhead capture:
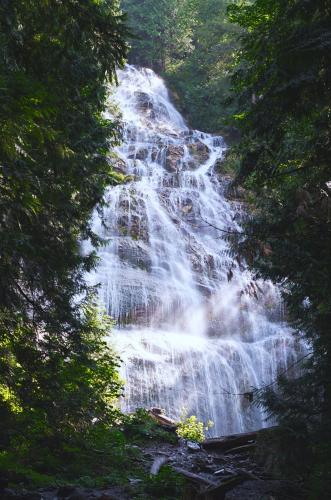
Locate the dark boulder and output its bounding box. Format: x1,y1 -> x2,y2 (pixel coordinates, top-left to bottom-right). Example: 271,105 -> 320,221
188,140 -> 210,164
165,145 -> 184,172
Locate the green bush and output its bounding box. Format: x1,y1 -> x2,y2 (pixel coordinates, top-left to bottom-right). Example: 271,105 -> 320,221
176,414 -> 213,443
123,409 -> 177,444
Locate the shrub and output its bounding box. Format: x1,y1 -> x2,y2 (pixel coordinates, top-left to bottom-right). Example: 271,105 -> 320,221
176,414 -> 213,443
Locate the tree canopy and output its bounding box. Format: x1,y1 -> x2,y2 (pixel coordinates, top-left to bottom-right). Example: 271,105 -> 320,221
123,0 -> 240,133
0,0 -> 128,453
1,0 -> 331,496
228,0 -> 331,495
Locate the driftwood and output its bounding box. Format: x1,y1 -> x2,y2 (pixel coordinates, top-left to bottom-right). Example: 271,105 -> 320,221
199,474 -> 248,500
235,468 -> 262,481
224,443 -> 257,455
202,430 -> 258,451
172,467 -> 218,488
175,467 -> 262,499
199,469 -> 262,499
148,408 -> 178,430
171,428 -> 267,499
150,456 -> 169,475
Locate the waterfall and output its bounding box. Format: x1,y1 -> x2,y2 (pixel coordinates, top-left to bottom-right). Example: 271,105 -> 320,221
88,65 -> 301,436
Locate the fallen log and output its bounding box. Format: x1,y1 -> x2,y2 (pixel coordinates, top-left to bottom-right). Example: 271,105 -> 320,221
150,456 -> 168,475
235,468 -> 262,481
202,430 -> 258,451
173,467 -> 218,488
199,474 -> 248,500
149,408 -> 178,430
224,443 -> 257,455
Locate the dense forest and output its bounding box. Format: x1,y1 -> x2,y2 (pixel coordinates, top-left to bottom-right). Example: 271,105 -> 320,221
0,0 -> 330,499
123,0 -> 239,134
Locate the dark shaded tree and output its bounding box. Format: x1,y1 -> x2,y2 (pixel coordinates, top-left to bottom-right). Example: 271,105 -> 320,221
122,0 -> 195,72
0,0 -> 128,448
228,0 -> 331,496
122,0 -> 239,132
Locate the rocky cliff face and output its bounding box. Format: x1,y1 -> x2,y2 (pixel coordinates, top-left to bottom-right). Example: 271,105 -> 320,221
87,66 -> 302,436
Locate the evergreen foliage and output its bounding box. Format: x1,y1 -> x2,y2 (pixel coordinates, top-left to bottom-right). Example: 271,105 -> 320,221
228,0 -> 331,495
0,0 -> 128,459
122,0 -> 195,72
122,0 -> 240,132
2,0 -> 331,496
166,0 -> 240,133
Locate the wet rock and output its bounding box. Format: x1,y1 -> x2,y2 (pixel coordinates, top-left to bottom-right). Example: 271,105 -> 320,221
118,240 -> 152,271
189,254 -> 204,274
187,441 -> 201,452
125,126 -> 137,141
123,305 -> 153,326
206,254 -> 215,270
118,197 -> 130,211
130,214 -> 149,242
135,148 -> 149,161
124,195 -> 146,213
123,174 -> 136,184
134,91 -> 157,121
188,141 -> 210,163
212,136 -> 224,148
184,159 -> 199,170
117,215 -> 129,236
197,284 -> 212,297
128,147 -> 149,161
135,91 -> 153,112
116,212 -> 149,242
169,176 -> 182,188
180,130 -> 193,138
181,199 -> 193,214
165,145 -> 184,172
151,147 -> 159,162
112,157 -> 127,175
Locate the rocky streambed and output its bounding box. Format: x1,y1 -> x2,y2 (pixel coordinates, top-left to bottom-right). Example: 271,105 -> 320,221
143,432 -> 305,500
1,427 -> 306,500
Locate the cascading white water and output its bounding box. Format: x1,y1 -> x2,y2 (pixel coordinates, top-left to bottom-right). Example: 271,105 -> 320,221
89,65 -> 302,436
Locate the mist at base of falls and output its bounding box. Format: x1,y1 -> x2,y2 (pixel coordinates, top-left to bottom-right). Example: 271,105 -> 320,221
88,65 -> 302,436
